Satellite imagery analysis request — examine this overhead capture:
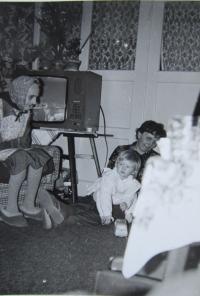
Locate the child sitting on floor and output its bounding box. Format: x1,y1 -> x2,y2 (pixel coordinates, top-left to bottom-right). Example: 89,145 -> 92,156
88,149 -> 141,225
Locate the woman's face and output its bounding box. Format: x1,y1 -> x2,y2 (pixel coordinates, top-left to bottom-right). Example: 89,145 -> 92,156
137,131 -> 159,153
25,83 -> 40,107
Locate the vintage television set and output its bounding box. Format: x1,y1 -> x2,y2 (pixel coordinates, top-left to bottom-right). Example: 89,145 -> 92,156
14,70 -> 102,132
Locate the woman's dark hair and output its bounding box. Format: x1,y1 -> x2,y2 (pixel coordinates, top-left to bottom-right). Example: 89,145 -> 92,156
136,120 -> 166,139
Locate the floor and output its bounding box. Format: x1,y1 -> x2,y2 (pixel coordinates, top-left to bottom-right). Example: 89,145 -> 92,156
0,202 -> 127,295
1,196 -> 200,295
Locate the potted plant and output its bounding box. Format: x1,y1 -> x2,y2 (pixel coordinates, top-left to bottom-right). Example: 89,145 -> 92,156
64,37 -> 82,70
31,3 -> 85,70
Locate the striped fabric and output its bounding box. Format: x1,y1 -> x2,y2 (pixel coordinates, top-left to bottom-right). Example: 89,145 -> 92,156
31,129 -> 59,145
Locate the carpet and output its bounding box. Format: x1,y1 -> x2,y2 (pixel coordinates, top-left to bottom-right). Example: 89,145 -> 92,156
0,203 -> 127,295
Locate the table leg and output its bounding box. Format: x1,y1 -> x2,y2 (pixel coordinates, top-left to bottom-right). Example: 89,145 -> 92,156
67,135 -> 78,203
90,137 -> 102,177
164,246 -> 190,277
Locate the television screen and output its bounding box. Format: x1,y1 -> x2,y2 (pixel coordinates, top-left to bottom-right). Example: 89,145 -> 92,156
14,70 -> 102,132
32,76 -> 67,122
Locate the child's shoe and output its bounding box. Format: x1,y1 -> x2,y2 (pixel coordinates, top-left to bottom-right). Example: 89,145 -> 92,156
114,219 -> 128,237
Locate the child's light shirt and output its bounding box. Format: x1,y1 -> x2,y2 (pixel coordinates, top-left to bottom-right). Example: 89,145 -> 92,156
88,167 -> 141,218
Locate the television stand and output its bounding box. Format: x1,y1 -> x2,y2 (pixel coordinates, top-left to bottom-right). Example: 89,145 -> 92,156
38,128 -> 104,203
62,131 -> 102,203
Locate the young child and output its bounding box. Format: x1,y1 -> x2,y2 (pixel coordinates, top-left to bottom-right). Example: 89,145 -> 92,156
88,149 -> 141,225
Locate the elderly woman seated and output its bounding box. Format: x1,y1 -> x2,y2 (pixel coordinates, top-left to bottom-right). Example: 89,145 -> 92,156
0,76 -> 62,228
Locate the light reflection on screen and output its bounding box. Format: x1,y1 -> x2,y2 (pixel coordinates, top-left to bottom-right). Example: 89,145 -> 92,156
32,76 -> 67,122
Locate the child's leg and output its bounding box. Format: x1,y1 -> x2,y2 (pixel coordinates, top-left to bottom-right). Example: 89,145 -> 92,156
21,166 -> 43,214
112,205 -> 125,220
5,170 -> 26,216
95,190 -> 113,225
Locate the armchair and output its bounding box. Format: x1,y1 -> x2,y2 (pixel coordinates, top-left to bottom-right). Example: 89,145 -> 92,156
0,145 -> 61,208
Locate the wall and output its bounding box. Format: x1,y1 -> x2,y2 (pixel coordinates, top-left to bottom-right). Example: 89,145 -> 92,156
75,1 -> 200,196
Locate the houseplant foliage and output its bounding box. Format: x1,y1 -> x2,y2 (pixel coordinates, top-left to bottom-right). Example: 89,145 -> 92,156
0,2 -> 35,90
0,2 -> 83,91
33,2 -> 83,70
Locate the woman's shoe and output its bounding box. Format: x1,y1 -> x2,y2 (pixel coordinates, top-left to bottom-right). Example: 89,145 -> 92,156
0,209 -> 28,227
45,201 -> 64,226
42,209 -> 52,230
19,206 -> 43,221
38,189 -> 64,226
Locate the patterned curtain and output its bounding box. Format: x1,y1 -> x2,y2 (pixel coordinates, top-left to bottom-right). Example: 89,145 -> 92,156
89,1 -> 140,71
161,1 -> 200,71
0,2 -> 34,90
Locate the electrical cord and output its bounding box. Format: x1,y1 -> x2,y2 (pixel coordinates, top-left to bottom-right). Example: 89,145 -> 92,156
100,105 -> 109,171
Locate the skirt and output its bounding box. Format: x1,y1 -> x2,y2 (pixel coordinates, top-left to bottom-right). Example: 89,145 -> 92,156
0,147 -> 54,183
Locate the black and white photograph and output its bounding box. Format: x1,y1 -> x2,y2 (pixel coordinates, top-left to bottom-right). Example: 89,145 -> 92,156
0,1 -> 200,295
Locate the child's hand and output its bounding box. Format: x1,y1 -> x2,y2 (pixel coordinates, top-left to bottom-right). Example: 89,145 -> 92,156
101,216 -> 112,225
125,213 -> 134,224
120,202 -> 128,212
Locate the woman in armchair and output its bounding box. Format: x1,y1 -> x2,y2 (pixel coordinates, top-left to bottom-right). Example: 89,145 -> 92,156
0,75 -> 55,227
